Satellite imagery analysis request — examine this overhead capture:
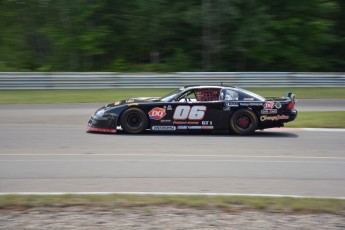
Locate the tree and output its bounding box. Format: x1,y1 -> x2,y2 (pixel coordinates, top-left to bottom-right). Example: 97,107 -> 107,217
0,0 -> 342,72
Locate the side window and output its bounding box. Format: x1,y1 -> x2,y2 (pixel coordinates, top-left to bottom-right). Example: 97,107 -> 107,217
187,92 -> 197,101
195,89 -> 220,101
177,90 -> 196,102
221,89 -> 239,101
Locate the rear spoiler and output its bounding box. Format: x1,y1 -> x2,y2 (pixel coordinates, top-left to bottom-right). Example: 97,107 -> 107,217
284,92 -> 296,101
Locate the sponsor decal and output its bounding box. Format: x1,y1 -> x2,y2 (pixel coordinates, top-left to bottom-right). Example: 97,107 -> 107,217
188,126 -> 202,129
167,105 -> 173,111
148,107 -> 166,120
173,121 -> 199,125
263,101 -> 275,110
223,102 -> 239,111
261,109 -> 278,114
151,126 -> 176,131
224,102 -> 239,107
177,125 -> 213,130
173,121 -> 187,125
260,115 -> 290,121
201,126 -> 214,129
275,102 -> 282,109
243,98 -> 254,101
240,102 -> 264,106
126,99 -> 135,103
202,121 -> 213,125
160,119 -> 172,123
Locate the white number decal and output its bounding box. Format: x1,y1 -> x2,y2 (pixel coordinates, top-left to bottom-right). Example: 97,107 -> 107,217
189,106 -> 207,120
173,105 -> 206,120
173,105 -> 190,120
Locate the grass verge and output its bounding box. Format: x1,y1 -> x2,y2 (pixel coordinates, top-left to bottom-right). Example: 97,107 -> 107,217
0,89 -> 170,104
286,111 -> 345,128
0,194 -> 344,214
0,87 -> 344,104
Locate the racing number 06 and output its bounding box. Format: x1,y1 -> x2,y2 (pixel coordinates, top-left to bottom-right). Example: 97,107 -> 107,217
173,105 -> 206,120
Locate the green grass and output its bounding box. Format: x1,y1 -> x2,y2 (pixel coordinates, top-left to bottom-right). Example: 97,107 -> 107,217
286,111 -> 345,128
0,89 -> 170,104
0,194 -> 344,214
0,87 -> 344,104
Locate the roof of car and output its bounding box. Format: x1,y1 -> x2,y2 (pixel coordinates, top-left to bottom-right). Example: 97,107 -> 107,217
183,85 -> 237,90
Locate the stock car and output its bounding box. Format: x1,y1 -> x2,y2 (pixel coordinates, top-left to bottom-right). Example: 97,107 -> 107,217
87,85 -> 297,135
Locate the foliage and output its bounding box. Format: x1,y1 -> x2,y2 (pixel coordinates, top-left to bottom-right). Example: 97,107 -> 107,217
0,0 -> 343,72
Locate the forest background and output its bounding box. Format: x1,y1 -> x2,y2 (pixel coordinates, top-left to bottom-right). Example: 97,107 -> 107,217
0,0 -> 344,72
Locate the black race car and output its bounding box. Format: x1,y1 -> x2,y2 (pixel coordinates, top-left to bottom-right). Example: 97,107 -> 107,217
87,85 -> 297,135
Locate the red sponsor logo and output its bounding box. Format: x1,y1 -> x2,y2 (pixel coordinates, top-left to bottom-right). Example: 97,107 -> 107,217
263,101 -> 275,110
148,107 -> 166,120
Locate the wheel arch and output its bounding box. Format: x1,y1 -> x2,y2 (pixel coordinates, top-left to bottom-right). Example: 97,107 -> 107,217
119,106 -> 150,133
229,108 -> 259,135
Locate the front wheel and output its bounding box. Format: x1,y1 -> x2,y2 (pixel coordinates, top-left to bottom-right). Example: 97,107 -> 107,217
120,108 -> 148,134
230,109 -> 258,135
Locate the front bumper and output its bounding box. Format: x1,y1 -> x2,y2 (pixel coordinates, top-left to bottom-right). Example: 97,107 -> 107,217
87,114 -> 118,133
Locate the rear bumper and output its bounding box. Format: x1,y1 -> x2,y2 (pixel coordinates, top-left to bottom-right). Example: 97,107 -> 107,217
258,109 -> 297,129
285,109 -> 297,122
86,115 -> 118,133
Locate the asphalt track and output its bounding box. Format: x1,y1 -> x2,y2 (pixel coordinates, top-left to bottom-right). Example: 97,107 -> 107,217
0,99 -> 344,198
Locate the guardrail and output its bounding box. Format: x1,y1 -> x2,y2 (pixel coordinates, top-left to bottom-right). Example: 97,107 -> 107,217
0,72 -> 344,89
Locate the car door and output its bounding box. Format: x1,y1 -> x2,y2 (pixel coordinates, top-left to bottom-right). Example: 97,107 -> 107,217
171,88 -> 228,131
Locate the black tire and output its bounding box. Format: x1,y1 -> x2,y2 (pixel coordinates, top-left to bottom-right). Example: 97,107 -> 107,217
230,109 -> 258,135
120,108 -> 148,134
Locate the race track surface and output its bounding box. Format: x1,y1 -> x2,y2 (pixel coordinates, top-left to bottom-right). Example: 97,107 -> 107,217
0,100 -> 344,198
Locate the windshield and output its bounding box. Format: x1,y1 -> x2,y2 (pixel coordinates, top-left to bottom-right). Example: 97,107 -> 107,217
160,88 -> 184,102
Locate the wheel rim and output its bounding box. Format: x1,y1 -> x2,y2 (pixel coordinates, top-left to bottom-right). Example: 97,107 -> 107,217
236,114 -> 252,130
126,113 -> 143,128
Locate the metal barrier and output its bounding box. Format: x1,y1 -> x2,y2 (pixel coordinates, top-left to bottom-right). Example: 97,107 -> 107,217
0,72 -> 344,89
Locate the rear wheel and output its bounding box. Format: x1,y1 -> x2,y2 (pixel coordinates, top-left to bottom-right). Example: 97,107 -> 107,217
230,109 -> 258,135
120,108 -> 148,134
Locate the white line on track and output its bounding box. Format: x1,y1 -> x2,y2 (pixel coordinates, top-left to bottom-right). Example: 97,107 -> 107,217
0,192 -> 344,199
267,128 -> 345,132
302,128 -> 345,132
0,154 -> 344,160
1,159 -> 344,164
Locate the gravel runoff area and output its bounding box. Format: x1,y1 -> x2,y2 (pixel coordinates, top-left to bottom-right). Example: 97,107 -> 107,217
1,206 -> 344,230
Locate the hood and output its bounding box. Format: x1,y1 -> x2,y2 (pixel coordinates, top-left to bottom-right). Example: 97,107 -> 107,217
124,97 -> 161,103
98,97 -> 160,114
109,97 -> 161,107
